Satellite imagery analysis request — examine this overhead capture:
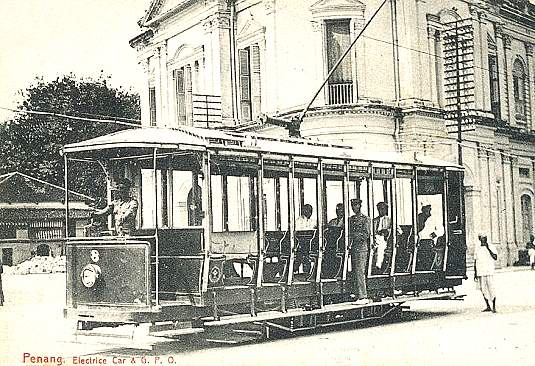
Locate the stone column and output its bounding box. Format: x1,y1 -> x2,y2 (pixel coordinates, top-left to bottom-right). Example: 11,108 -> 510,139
154,46 -> 162,127
504,34 -> 516,125
353,17 -> 367,100
480,14 -> 491,112
470,6 -> 484,111
264,0 -> 278,109
427,27 -> 439,106
216,11 -> 235,125
478,148 -> 491,236
526,43 -> 535,130
159,42 -> 169,126
202,19 -> 214,94
140,59 -> 151,127
495,26 -> 509,121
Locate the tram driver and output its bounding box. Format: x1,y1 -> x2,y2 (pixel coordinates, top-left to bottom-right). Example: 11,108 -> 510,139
92,178 -> 139,236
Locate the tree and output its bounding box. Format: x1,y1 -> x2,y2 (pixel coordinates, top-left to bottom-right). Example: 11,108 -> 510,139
0,74 -> 141,200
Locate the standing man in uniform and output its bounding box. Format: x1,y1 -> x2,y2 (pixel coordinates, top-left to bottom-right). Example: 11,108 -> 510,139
349,198 -> 370,304
93,178 -> 139,236
474,233 -> 498,313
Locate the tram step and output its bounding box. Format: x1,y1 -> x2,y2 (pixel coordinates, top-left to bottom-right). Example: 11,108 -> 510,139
149,327 -> 204,338
202,290 -> 456,327
204,328 -> 261,344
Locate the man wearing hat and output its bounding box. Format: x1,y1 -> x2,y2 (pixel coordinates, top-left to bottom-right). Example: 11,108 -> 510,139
93,178 -> 139,236
349,198 -> 370,304
474,233 -> 498,313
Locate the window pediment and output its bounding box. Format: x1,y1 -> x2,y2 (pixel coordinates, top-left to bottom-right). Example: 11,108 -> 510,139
310,0 -> 365,20
236,16 -> 266,45
168,44 -> 204,68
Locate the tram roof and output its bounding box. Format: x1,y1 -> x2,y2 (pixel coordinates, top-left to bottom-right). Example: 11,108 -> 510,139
63,126 -> 460,169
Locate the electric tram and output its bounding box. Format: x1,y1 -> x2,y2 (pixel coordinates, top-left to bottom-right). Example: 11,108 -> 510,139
63,126 -> 466,339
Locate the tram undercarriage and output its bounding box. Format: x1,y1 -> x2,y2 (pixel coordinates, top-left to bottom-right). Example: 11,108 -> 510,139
70,288 -> 460,348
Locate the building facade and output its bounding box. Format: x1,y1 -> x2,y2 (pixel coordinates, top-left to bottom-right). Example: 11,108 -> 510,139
130,0 -> 535,267
0,172 -> 92,265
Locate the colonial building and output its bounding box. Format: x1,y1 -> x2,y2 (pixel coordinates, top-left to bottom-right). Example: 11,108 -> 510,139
130,0 -> 535,267
0,172 -> 92,265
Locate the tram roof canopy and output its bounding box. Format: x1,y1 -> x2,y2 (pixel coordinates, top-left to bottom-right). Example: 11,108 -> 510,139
63,126 -> 460,168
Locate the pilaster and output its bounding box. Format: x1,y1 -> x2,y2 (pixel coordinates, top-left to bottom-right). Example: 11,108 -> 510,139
154,46 -> 163,126
159,42 -> 169,126
470,6 -> 485,111
140,59 -> 151,126
504,34 -> 516,125
426,26 -> 439,106
526,43 -> 535,130
480,13 -> 491,113
495,26 -> 509,121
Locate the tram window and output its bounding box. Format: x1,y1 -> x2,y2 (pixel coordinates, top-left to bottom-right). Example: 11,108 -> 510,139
416,176 -> 444,238
349,178 -> 369,215
293,177 -> 318,229
325,180 -> 343,223
170,171 -> 189,228
394,177 -> 414,274
141,169 -> 163,229
279,177 -> 289,231
211,175 -> 224,232
227,176 -> 252,231
395,178 -> 413,226
263,178 -> 277,231
263,176 -> 289,231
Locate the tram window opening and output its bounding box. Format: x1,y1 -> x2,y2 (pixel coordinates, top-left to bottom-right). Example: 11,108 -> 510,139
394,177 -> 414,274
141,169 -> 160,229
294,177 -> 318,230
279,177 -> 289,231
141,168 -> 204,229
370,179 -> 393,275
325,180 -> 343,224
263,178 -> 277,231
211,175 -> 224,232
415,171 -> 446,272
227,176 -> 252,232
349,178 -> 369,216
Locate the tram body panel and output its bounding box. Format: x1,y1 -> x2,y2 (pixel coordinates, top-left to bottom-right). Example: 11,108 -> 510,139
66,241 -> 151,308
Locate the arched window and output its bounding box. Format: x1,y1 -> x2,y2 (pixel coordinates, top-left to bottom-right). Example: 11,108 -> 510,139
513,58 -> 527,122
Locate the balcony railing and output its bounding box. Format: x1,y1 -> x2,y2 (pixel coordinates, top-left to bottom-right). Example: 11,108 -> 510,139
192,93 -> 222,128
328,82 -> 354,105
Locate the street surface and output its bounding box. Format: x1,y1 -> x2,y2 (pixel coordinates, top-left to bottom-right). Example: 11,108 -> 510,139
1,268 -> 534,366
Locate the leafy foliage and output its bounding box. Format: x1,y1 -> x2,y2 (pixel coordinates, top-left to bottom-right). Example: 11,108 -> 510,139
1,74 -> 141,200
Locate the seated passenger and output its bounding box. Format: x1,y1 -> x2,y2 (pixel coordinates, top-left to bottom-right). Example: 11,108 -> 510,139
294,204 -> 316,274
295,204 -> 316,230
372,202 -> 403,273
327,203 -> 345,228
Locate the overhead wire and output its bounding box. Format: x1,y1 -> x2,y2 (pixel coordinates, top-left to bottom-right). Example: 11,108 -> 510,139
0,106 -> 142,128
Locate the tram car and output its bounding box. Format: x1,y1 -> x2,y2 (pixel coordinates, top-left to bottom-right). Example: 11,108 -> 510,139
63,126 -> 466,338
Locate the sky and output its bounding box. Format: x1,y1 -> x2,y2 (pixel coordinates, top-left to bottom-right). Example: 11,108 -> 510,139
0,0 -> 150,122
